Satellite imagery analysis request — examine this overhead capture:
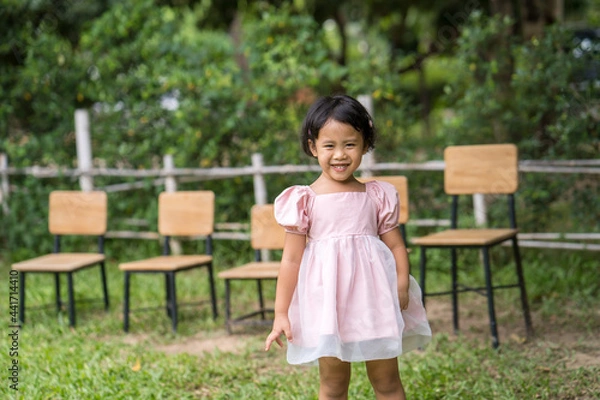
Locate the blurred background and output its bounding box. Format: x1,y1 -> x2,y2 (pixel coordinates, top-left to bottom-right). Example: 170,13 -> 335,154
1,0 -> 598,260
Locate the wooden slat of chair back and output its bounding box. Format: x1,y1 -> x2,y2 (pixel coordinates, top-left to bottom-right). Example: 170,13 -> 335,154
49,191 -> 107,235
359,176 -> 409,225
250,204 -> 285,250
444,144 -> 519,195
158,191 -> 215,236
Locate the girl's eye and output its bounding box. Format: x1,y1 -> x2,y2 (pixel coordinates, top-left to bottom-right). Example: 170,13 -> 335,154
346,143 -> 355,148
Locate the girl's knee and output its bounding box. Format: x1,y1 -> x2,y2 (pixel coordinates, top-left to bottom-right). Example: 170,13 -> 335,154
370,375 -> 403,396
319,358 -> 351,398
366,359 -> 405,397
319,378 -> 350,399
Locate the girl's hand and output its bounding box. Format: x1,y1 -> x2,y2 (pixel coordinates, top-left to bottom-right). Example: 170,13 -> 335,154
398,288 -> 409,310
265,314 -> 293,351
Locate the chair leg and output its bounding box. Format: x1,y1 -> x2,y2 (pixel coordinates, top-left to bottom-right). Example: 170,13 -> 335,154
451,248 -> 459,334
257,279 -> 265,320
419,247 -> 427,306
165,273 -> 172,318
123,272 -> 131,332
482,247 -> 499,348
100,262 -> 109,310
19,272 -> 25,324
207,263 -> 218,320
512,237 -> 533,337
168,272 -> 178,333
67,272 -> 76,327
54,273 -> 62,312
224,280 -> 232,334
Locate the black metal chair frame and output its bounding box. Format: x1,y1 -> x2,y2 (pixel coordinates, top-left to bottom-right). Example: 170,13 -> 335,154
418,194 -> 533,348
19,234 -> 109,327
222,249 -> 278,334
123,235 -> 217,333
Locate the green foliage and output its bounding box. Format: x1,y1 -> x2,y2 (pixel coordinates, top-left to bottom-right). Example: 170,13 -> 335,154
2,1 -> 345,256
1,1 -> 598,261
432,12 -> 599,233
440,12 -> 599,159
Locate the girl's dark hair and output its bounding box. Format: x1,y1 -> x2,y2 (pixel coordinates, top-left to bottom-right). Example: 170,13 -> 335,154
300,94 -> 376,157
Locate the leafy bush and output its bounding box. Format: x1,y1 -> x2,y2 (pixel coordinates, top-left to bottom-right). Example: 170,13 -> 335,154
2,4 -> 598,261
441,12 -> 599,159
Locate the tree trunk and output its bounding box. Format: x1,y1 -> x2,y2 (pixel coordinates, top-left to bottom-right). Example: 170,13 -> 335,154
487,0 -> 518,141
229,12 -> 249,82
418,63 -> 431,138
333,9 -> 348,66
491,0 -> 564,39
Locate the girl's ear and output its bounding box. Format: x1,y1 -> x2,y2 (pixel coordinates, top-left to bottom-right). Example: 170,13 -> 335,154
308,139 -> 318,157
362,145 -> 369,155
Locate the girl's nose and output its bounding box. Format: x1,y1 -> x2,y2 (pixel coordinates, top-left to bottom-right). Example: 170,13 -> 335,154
333,147 -> 346,159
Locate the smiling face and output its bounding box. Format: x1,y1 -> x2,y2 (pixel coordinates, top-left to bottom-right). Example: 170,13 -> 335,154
309,119 -> 368,185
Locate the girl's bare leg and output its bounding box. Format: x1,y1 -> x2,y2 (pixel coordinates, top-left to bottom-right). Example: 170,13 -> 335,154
318,357 -> 351,400
365,358 -> 406,400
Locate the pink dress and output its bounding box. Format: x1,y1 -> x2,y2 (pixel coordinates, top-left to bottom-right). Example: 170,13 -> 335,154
274,180 -> 432,366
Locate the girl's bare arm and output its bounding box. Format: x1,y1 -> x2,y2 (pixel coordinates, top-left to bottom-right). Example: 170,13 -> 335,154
265,232 -> 306,350
381,228 -> 410,310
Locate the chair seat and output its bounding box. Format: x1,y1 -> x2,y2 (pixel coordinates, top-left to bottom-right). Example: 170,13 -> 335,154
218,262 -> 280,280
412,228 -> 519,247
119,255 -> 212,271
12,253 -> 105,272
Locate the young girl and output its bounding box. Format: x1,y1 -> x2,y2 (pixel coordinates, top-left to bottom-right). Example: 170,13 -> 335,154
264,94 -> 431,399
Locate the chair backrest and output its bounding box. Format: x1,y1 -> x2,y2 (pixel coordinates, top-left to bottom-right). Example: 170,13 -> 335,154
158,191 -> 215,236
359,175 -> 409,225
250,204 -> 285,250
444,144 -> 519,195
49,191 -> 107,235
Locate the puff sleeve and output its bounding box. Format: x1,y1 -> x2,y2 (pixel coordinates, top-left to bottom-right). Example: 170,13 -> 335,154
274,186 -> 312,235
368,181 -> 400,235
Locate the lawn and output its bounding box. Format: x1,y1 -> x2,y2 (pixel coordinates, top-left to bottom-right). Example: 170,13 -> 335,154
1,246 -> 599,399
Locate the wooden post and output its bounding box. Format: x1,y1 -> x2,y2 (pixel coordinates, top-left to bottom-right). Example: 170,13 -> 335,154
0,153 -> 9,214
75,109 -> 94,191
163,154 -> 181,255
358,94 -> 373,116
252,153 -> 267,205
473,193 -> 487,262
473,194 -> 487,227
252,153 -> 269,261
358,94 -> 374,178
163,154 -> 177,193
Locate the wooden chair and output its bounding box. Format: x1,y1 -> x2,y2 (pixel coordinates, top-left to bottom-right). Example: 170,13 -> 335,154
119,191 -> 218,333
218,204 -> 285,333
11,191 -> 109,327
411,144 -> 533,348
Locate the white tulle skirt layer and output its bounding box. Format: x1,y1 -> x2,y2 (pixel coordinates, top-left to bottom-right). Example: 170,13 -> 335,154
287,273 -> 432,366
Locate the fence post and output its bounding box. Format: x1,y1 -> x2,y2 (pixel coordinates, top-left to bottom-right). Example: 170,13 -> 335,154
163,154 -> 177,193
358,94 -> 374,178
162,154 -> 181,255
473,194 -> 487,227
0,153 -> 9,215
75,109 -> 94,191
252,153 -> 269,261
252,153 -> 267,205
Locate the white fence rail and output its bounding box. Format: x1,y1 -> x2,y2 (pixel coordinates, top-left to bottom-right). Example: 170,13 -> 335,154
1,151 -> 599,252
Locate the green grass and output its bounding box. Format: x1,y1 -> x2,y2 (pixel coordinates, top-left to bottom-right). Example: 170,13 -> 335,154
1,247 -> 599,399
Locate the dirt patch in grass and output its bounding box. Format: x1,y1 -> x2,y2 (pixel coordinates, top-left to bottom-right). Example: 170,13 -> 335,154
154,331 -> 254,356
425,295 -> 600,370
145,295 -> 599,371
120,330 -> 258,355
